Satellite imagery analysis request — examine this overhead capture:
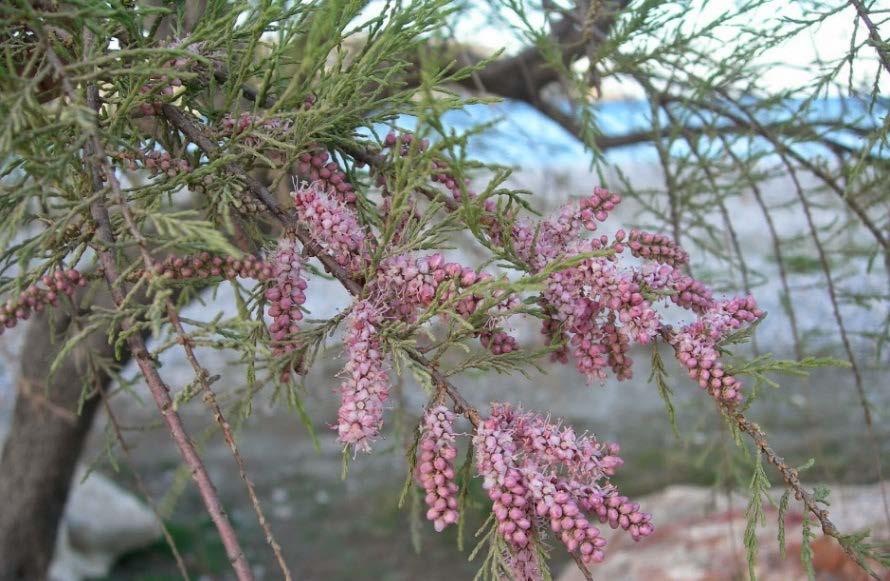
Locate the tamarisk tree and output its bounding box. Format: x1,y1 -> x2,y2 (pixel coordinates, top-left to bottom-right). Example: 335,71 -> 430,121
0,0 -> 887,580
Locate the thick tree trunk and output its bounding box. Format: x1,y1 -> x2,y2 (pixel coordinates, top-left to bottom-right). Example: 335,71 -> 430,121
0,288 -> 125,581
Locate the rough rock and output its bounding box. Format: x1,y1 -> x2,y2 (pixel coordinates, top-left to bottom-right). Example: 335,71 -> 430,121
48,467 -> 161,581
557,483 -> 890,581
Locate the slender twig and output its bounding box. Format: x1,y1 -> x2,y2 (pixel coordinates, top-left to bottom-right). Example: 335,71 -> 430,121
662,104 -> 759,353
714,133 -> 804,360
570,553 -> 595,581
84,127 -> 255,581
729,409 -> 882,581
91,361 -> 191,581
41,33 -> 255,579
681,90 -> 889,255
783,157 -> 890,529
89,101 -> 293,580
849,0 -> 890,76
165,307 -> 294,580
645,88 -> 684,256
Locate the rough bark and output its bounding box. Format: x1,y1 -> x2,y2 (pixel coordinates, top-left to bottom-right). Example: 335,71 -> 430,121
0,286 -> 123,581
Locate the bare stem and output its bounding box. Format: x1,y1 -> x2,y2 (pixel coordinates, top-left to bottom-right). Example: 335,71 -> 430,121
729,409 -> 881,581
92,363 -> 192,581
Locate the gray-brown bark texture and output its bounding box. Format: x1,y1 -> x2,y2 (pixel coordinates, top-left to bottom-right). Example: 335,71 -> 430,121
0,286 -> 124,581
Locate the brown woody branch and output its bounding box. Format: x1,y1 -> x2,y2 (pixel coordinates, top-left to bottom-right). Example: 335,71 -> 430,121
84,126 -> 255,581
849,0 -> 890,77
730,410 -> 881,581
44,26 -> 256,575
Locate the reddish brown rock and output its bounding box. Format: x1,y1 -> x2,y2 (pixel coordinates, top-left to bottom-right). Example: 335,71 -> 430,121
558,483 -> 890,581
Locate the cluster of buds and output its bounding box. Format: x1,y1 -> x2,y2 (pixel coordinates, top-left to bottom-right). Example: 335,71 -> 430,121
219,113 -> 292,148
230,184 -> 266,215
383,131 -> 429,157
479,329 -> 517,355
334,251 -> 522,452
474,404 -> 651,577
151,252 -> 272,281
530,477 -> 608,564
296,147 -> 356,203
485,186 -> 762,403
110,149 -> 191,178
670,273 -> 714,313
506,545 -> 544,581
600,316 -> 632,380
636,264 -> 713,314
292,182 -> 368,275
265,239 -> 307,358
416,406 -> 460,531
507,189 -> 621,272
543,257 -> 658,382
668,296 -> 763,403
191,174 -> 265,215
569,321 -> 610,381
0,269 -> 85,335
626,229 -> 689,266
137,41 -> 220,116
541,316 -> 570,364
336,300 -> 390,453
584,490 -> 654,541
373,253 -> 518,352
144,150 -> 191,177
578,187 -> 622,231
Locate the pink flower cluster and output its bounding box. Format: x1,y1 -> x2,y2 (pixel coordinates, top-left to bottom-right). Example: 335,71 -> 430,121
668,296 -> 763,403
373,253 -> 517,353
480,329 -> 517,355
541,315 -> 570,363
296,147 -> 356,203
635,264 -> 714,314
474,404 -> 651,578
416,406 -> 460,532
544,256 -> 658,381
336,299 -> 390,453
506,188 -> 620,272
265,239 -> 307,358
0,269 -> 85,335
291,182 -> 368,275
506,545 -> 544,581
578,187 -> 622,231
481,185 -> 763,403
334,251 -> 520,452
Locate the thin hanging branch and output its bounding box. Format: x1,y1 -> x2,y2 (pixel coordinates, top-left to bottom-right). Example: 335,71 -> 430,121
848,0 -> 890,76
39,29 -> 256,578
783,156 -> 890,530
92,363 -> 192,581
